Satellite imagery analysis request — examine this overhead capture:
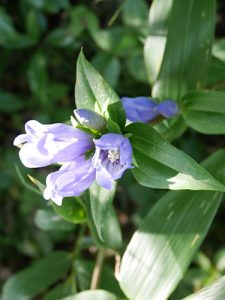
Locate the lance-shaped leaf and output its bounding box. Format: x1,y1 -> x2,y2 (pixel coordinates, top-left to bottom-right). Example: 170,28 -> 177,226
75,51 -> 126,129
85,182 -> 122,250
144,0 -> 173,84
119,150 -> 225,300
126,123 -> 225,191
182,91 -> 225,134
183,276 -> 225,300
63,290 -> 119,300
2,252 -> 71,300
206,56 -> 225,90
152,0 -> 216,100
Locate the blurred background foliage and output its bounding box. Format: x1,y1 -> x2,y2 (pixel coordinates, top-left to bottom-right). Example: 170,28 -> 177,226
1,0 -> 225,299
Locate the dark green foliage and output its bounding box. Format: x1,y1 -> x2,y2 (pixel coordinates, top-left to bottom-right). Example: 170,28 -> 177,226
2,0 -> 225,299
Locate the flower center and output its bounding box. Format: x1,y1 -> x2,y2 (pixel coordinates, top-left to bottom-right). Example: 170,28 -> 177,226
107,149 -> 120,163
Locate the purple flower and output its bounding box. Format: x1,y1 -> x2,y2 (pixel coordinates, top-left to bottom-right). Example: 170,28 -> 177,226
13,120 -> 93,168
43,156 -> 95,205
14,119 -> 133,205
121,96 -> 178,123
92,133 -> 133,190
121,96 -> 158,123
157,100 -> 178,118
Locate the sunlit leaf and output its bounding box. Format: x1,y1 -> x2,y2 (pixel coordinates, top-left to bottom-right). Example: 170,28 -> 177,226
183,276 -> 225,300
126,123 -> 225,191
119,150 -> 225,300
144,0 -> 173,84
63,290 -> 119,300
152,0 -> 216,100
75,51 -> 126,129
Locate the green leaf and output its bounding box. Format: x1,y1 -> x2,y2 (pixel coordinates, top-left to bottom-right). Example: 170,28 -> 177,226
119,150 -> 225,300
75,51 -> 126,129
89,181 -> 116,240
144,0 -> 173,84
0,6 -> 35,48
214,249 -> 225,273
69,5 -> 99,38
152,0 -> 216,99
25,9 -> 46,41
126,50 -> 148,83
85,185 -> 122,250
2,251 -> 71,300
92,53 -> 121,88
43,0 -> 70,13
0,91 -> 24,112
52,197 -> 86,224
206,56 -> 225,89
153,115 -> 187,142
126,122 -> 225,191
183,276 -> 225,300
43,281 -> 73,300
212,38 -> 225,63
35,209 -> 75,231
45,28 -> 74,48
63,290 -> 119,300
27,52 -> 48,104
122,0 -> 148,28
90,27 -> 139,58
182,91 -> 225,134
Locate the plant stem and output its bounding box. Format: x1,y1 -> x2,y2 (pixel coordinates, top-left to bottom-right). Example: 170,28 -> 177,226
90,248 -> 106,289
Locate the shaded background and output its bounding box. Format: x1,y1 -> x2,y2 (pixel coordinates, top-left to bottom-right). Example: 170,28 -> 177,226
1,0 -> 225,298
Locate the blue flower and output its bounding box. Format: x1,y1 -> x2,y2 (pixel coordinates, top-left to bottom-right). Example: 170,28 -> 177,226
157,100 -> 178,118
13,120 -> 93,168
121,96 -> 178,123
92,133 -> 133,190
14,118 -> 133,205
43,157 -> 95,206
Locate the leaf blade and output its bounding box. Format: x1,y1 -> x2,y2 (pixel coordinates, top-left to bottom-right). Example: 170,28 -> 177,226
152,0 -> 216,99
126,122 -> 225,192
119,150 -> 225,300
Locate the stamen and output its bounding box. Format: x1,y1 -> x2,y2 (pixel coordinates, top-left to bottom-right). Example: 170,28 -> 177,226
108,149 -> 120,163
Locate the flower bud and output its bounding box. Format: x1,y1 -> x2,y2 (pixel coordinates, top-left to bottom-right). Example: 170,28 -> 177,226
157,100 -> 178,118
74,109 -> 107,132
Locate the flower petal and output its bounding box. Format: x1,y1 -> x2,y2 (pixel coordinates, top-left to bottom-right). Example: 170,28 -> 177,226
96,166 -> 114,190
13,134 -> 31,147
121,96 -> 159,123
44,159 -> 95,205
157,100 -> 178,118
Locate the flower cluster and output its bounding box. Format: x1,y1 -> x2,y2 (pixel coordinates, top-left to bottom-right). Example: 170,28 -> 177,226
14,112 -> 133,205
121,96 -> 178,123
14,97 -> 178,205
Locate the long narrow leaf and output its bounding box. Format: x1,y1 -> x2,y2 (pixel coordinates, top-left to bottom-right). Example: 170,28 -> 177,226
126,123 -> 225,192
183,276 -> 225,300
152,0 -> 216,100
144,0 -> 173,84
182,91 -> 225,134
119,150 -> 225,300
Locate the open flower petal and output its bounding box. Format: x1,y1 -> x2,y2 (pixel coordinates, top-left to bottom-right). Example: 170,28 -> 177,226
14,120 -> 94,168
43,157 -> 95,205
92,133 -> 133,190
